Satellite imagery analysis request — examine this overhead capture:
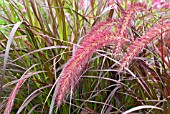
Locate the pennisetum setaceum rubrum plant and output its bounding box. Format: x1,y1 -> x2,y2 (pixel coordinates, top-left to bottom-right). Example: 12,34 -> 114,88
3,1 -> 170,113
54,2 -> 170,107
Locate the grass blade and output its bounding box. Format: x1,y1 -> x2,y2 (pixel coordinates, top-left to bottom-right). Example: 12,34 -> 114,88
0,21 -> 22,100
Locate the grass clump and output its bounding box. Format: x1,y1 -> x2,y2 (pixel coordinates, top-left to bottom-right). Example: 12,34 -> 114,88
0,0 -> 170,113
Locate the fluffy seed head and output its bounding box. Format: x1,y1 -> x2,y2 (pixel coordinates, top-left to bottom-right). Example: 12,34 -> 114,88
55,25 -> 120,106
119,22 -> 170,71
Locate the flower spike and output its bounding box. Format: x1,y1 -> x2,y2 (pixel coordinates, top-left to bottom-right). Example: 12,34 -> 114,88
55,20 -> 119,106
114,3 -> 147,57
119,22 -> 170,71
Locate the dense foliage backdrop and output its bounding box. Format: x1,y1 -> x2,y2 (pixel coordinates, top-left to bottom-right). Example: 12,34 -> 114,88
0,0 -> 170,113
